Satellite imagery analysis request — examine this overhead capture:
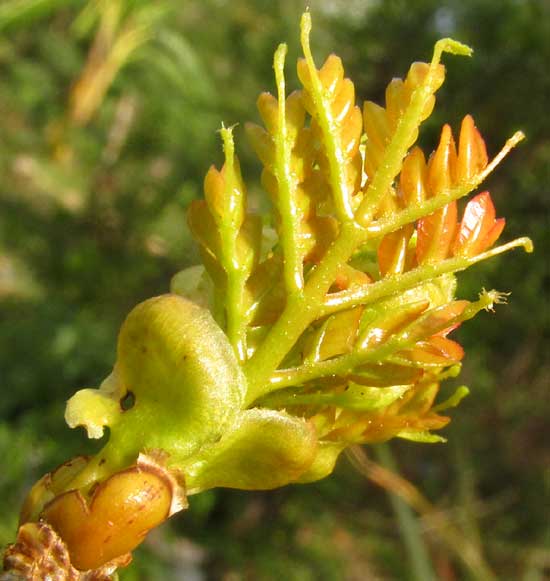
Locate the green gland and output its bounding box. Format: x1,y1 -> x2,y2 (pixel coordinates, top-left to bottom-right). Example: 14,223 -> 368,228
65,294 -> 323,494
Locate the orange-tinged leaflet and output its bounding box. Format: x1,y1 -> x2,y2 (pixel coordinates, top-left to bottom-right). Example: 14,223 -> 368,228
378,224 -> 414,276
400,147 -> 428,207
457,114 -> 488,182
453,191 -> 505,257
416,202 -> 458,264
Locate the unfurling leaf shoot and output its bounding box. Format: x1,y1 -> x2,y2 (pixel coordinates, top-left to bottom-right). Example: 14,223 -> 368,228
3,12 -> 532,580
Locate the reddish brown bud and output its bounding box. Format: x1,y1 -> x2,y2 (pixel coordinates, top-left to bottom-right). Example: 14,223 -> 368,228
10,454 -> 188,573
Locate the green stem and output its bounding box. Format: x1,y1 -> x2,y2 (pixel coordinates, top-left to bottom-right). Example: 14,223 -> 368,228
225,271 -> 248,362
244,229 -> 531,402
273,43 -> 304,296
356,39 -> 472,226
219,127 -> 248,361
300,12 -> 354,223
362,131 -> 525,240
322,237 -> 533,316
268,349 -> 373,389
259,279 -> 519,392
243,224 -> 363,404
267,305 -> 454,390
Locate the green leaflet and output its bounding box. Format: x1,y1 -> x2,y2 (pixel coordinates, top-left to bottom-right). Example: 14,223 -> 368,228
432,385 -> 470,412
397,430 -> 447,444
262,383 -> 411,412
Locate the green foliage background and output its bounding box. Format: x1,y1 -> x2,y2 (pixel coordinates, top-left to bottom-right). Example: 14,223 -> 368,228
0,0 -> 548,579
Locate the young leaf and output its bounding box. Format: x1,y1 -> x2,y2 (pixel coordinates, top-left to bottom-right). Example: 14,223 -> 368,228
453,191 -> 505,257
188,127 -> 262,359
298,16 -> 362,223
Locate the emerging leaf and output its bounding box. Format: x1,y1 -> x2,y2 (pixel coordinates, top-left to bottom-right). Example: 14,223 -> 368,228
453,191 -> 505,257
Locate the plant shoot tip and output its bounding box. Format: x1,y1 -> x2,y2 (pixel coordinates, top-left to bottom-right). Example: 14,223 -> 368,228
301,12 -> 312,39
433,38 -> 473,62
510,130 -> 526,145
519,237 -> 534,253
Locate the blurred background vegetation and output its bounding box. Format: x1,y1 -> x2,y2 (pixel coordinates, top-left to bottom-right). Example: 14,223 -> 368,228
0,0 -> 548,579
